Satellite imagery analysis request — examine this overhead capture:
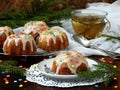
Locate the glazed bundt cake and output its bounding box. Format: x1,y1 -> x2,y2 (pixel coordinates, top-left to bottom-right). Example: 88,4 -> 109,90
3,33 -> 37,55
51,50 -> 89,75
37,29 -> 69,51
23,21 -> 49,39
0,26 -> 14,47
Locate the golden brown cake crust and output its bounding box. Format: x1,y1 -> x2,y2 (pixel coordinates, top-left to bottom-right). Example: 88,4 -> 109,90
58,62 -> 72,75
51,61 -> 57,73
0,33 -> 7,47
76,63 -> 88,73
51,61 -> 72,75
0,27 -> 14,47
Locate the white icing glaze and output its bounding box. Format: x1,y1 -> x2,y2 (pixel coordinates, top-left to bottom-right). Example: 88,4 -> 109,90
59,35 -> 63,43
39,29 -> 67,46
54,50 -> 88,74
3,34 -> 36,51
0,26 -> 13,36
23,21 -> 48,35
55,52 -> 69,74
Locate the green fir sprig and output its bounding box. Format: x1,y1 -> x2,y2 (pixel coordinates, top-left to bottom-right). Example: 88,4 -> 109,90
0,0 -> 75,28
77,62 -> 120,86
101,34 -> 120,41
0,60 -> 26,76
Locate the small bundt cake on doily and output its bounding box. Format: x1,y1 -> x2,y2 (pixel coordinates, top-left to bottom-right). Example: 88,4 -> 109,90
0,26 -> 14,47
3,34 -> 37,55
23,21 -> 49,39
37,29 -> 69,51
51,50 -> 89,75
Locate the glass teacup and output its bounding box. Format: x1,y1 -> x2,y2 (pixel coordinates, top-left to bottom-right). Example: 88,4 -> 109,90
71,9 -> 110,39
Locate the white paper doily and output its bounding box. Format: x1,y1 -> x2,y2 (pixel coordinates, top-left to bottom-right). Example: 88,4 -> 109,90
26,64 -> 103,88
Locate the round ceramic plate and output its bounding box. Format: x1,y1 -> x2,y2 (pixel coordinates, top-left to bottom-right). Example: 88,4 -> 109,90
37,58 -> 98,80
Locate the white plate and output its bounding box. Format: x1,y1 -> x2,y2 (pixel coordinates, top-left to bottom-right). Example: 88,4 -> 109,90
37,58 -> 98,80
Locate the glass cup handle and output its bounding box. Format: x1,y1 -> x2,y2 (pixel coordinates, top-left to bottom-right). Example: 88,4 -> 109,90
101,17 -> 111,34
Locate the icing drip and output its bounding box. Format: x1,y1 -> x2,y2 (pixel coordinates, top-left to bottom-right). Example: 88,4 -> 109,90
55,52 -> 69,74
0,26 -> 13,36
4,34 -> 36,51
54,50 -> 88,74
59,35 -> 63,43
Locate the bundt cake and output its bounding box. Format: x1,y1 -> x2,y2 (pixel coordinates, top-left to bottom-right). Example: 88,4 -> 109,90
51,50 -> 89,75
23,21 -> 49,39
0,26 -> 14,47
37,29 -> 69,51
3,33 -> 37,55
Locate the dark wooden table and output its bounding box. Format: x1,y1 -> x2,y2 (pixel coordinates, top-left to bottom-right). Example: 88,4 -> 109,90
0,55 -> 120,90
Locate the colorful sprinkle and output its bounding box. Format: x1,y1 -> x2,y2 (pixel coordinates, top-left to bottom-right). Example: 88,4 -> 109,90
64,60 -> 67,62
114,77 -> 117,80
10,34 -> 15,38
109,61 -> 113,64
56,63 -> 58,66
24,80 -> 28,83
0,60 -> 2,62
19,84 -> 23,88
52,33 -> 56,37
29,35 -> 33,39
74,56 -> 77,60
13,80 -> 17,83
31,65 -> 35,68
70,59 -> 73,62
6,74 -> 10,78
19,65 -> 23,68
114,85 -> 118,89
76,60 -> 79,64
3,78 -> 8,81
71,64 -> 75,68
113,65 -> 117,69
43,58 -> 47,60
60,60 -> 62,62
5,81 -> 9,84
21,35 -> 26,38
94,84 -> 99,88
4,30 -> 6,32
18,78 -> 23,82
49,56 -> 52,58
22,67 -> 28,70
1,71 -> 6,74
99,57 -> 106,62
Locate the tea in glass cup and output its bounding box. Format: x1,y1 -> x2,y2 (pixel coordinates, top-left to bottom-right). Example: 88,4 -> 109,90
71,9 -> 109,39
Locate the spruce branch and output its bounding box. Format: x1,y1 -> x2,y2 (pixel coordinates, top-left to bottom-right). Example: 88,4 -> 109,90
101,34 -> 120,41
0,60 -> 26,76
77,62 -> 120,86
